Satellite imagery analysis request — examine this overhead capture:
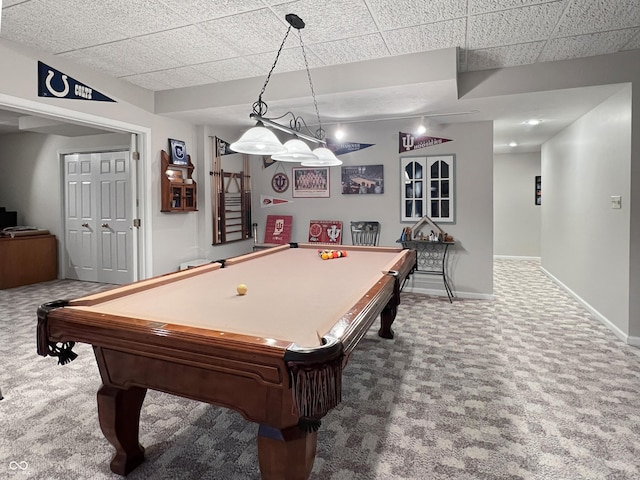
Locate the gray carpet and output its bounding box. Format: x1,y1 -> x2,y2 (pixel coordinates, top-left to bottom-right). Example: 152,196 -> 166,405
1,259 -> 640,479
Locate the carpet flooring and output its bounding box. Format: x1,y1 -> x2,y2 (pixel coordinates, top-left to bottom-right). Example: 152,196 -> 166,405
1,259 -> 639,479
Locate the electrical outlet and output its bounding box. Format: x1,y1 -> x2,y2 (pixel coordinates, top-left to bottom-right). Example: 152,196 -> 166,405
611,196 -> 622,209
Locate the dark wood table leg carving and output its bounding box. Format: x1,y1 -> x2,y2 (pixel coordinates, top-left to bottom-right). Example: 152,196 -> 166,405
97,384 -> 147,475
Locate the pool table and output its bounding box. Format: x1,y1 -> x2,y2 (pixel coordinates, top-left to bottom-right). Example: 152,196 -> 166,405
37,243 -> 416,479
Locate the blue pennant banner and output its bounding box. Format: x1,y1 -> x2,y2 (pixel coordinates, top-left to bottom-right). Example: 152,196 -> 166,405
37,61 -> 116,102
399,132 -> 452,152
326,138 -> 374,156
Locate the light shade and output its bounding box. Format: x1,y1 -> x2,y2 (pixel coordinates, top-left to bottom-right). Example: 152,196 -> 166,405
271,139 -> 318,162
301,147 -> 342,166
230,126 -> 286,155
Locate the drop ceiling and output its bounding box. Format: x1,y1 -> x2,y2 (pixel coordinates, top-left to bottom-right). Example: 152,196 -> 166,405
1,0 -> 639,152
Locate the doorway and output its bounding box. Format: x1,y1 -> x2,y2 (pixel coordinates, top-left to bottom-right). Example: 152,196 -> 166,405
63,150 -> 134,284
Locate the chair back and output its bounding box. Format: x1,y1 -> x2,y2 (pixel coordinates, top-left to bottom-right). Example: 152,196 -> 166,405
350,221 -> 380,246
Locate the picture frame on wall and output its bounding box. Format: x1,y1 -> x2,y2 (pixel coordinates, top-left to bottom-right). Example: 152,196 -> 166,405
535,175 -> 541,205
341,164 -> 384,194
169,138 -> 188,165
292,167 -> 330,198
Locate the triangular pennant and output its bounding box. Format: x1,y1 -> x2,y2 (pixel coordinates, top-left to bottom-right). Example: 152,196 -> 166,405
399,132 -> 452,153
326,138 -> 374,156
216,137 -> 236,155
261,195 -> 292,208
37,62 -> 116,102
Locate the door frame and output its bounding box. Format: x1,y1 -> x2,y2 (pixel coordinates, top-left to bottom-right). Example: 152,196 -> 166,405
0,92 -> 152,281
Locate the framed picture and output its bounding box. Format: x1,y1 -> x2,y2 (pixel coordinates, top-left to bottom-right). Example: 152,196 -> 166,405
341,164 -> 384,194
169,138 -> 188,165
292,167 -> 330,198
535,175 -> 541,205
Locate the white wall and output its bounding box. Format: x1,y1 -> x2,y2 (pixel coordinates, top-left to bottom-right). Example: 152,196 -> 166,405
249,119 -> 495,298
0,131 -> 131,277
0,38 -> 201,277
542,86 -> 631,335
494,152 -> 541,257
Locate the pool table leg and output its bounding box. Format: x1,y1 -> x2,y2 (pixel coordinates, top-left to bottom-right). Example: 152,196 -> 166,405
379,303 -> 397,339
257,424 -> 317,480
97,384 -> 147,476
379,276 -> 401,339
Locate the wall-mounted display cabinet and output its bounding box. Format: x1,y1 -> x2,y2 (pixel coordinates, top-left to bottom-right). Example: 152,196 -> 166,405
161,150 -> 197,212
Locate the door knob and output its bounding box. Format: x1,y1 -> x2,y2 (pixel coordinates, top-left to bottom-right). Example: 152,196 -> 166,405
101,223 -> 110,228
81,223 -> 89,228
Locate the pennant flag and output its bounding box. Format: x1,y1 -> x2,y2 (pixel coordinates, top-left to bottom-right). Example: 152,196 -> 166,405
263,156 -> 277,169
399,132 -> 452,153
326,138 -> 374,156
38,61 -> 116,102
261,195 -> 292,208
216,137 -> 235,155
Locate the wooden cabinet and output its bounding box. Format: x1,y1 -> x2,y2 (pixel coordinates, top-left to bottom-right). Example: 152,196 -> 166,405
161,150 -> 197,212
0,234 -> 57,289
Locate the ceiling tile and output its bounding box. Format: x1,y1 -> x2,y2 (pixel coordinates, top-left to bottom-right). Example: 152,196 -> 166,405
199,8 -> 289,56
3,0 -> 32,6
271,0 -> 377,44
466,41 -> 545,71
554,0 -> 640,37
384,19 -> 466,55
539,29 -> 638,62
122,66 -> 216,90
0,0 -> 128,52
245,46 -> 322,75
90,0 -> 190,37
366,0 -> 466,30
469,0 -> 567,15
192,57 -> 263,82
60,39 -> 186,78
136,26 -> 239,65
158,0 -> 265,23
57,49 -> 132,78
622,30 -> 640,50
120,72 -> 175,91
468,2 -> 566,49
309,34 -> 390,65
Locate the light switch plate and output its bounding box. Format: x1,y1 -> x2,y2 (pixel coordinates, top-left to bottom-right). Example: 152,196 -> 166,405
611,196 -> 622,209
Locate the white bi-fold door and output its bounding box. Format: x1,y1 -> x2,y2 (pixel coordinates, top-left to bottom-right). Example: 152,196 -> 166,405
64,151 -> 133,284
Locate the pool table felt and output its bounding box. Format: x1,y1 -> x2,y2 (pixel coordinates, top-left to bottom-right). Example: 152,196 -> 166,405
67,247 -> 405,348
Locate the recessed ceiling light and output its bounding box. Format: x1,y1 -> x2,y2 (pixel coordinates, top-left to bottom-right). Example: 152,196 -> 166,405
525,119 -> 541,126
509,142 -> 518,147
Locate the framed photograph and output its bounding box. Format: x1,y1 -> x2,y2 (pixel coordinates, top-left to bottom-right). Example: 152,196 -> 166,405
535,175 -> 541,205
341,164 -> 384,194
169,138 -> 188,165
292,167 -> 330,198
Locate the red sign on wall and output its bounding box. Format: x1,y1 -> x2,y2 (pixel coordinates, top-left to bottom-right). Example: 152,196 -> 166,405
264,215 -> 293,244
308,220 -> 343,245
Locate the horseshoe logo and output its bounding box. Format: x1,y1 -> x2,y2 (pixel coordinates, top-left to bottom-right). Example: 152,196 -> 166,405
45,69 -> 70,98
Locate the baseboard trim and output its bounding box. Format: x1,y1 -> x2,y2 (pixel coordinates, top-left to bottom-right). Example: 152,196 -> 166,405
540,266 -> 632,346
494,255 -> 541,261
402,285 -> 494,301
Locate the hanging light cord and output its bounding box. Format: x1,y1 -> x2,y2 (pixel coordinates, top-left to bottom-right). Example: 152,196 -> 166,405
297,31 -> 324,141
253,25 -> 293,117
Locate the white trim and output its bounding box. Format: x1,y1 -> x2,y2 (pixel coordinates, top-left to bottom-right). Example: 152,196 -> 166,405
494,255 -> 541,261
0,92 -> 152,280
402,285 -> 494,301
540,266 -> 631,345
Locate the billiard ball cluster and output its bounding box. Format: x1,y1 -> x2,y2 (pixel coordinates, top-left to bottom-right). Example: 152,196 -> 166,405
318,249 -> 348,260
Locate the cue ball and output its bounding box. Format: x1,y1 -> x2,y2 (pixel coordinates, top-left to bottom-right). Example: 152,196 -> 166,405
237,284 -> 248,295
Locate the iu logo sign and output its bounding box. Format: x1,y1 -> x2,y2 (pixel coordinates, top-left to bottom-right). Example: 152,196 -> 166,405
271,173 -> 290,193
38,61 -> 116,102
399,132 -> 452,153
